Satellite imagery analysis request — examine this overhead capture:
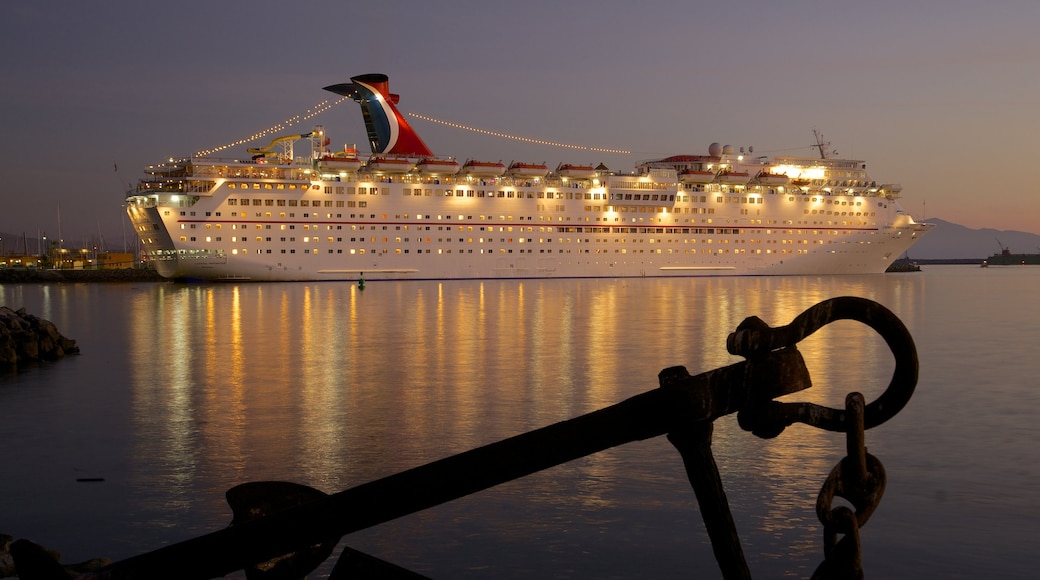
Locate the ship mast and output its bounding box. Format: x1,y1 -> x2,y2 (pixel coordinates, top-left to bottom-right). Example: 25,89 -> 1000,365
811,128 -> 832,160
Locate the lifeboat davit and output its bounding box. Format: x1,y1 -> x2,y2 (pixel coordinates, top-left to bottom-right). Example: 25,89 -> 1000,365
754,171 -> 789,186
318,154 -> 362,173
557,163 -> 597,179
679,169 -> 715,184
461,159 -> 507,177
507,161 -> 549,178
366,156 -> 413,174
417,158 -> 461,176
715,170 -> 751,185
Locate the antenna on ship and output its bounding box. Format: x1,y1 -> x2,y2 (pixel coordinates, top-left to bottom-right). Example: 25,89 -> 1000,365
811,128 -> 832,160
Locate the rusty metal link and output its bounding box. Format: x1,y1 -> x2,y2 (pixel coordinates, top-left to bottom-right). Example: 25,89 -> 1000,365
811,507 -> 864,580
727,296 -> 918,438
811,392 -> 886,580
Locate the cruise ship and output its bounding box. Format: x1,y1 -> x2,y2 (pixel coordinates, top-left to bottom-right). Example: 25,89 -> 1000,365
125,73 -> 932,281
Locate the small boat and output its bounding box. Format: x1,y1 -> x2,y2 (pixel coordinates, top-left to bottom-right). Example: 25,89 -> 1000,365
679,169 -> 716,184
755,171 -> 790,186
461,159 -> 507,177
507,161 -> 549,178
366,156 -> 413,174
416,158 -> 461,176
318,155 -> 362,172
715,170 -> 751,185
983,244 -> 1040,265
556,163 -> 597,179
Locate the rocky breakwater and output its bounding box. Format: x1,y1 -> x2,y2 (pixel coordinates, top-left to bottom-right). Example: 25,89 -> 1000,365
0,533 -> 110,578
0,306 -> 79,365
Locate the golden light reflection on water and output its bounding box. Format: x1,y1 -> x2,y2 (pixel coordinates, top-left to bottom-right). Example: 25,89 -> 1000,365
12,268 -> 1040,577
123,276 -> 913,570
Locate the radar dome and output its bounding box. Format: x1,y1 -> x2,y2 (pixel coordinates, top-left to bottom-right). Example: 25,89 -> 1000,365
708,142 -> 722,156
722,144 -> 734,155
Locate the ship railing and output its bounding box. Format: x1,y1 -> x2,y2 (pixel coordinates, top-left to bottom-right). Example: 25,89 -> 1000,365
135,181 -> 186,194
190,165 -> 313,182
341,172 -> 591,190
16,297 -> 921,580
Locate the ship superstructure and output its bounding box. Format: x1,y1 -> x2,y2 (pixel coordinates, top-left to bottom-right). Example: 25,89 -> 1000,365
125,74 -> 932,281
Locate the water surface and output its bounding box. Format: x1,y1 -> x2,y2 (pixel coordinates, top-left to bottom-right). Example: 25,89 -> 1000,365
2,266 -> 1037,578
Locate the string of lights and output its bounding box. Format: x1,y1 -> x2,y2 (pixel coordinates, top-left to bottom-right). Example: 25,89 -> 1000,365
408,113 -> 630,155
194,97 -> 350,157
191,98 -> 631,158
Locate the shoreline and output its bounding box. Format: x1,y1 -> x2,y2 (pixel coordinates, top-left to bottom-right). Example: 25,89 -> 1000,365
0,268 -> 164,283
0,260 -> 1003,285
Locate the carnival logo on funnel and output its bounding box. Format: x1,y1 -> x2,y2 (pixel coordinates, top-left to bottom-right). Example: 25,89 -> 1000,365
324,73 -> 433,157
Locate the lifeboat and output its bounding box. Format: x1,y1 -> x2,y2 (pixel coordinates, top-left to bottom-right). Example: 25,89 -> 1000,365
715,170 -> 751,185
317,154 -> 362,173
507,161 -> 550,178
416,158 -> 461,176
556,163 -> 597,179
679,169 -> 716,184
754,171 -> 789,186
366,156 -> 413,174
461,159 -> 507,177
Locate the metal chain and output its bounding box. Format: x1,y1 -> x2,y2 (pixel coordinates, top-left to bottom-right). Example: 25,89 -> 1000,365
810,392 -> 887,579
725,297 -> 913,578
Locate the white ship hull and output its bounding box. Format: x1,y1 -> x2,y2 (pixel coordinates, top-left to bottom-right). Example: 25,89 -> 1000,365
126,173 -> 930,281
126,74 -> 932,281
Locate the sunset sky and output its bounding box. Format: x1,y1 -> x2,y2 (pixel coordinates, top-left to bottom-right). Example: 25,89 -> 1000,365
2,0 -> 1039,246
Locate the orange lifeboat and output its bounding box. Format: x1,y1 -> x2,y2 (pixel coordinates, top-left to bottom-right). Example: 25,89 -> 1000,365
366,156 -> 413,174
754,171 -> 790,186
461,159 -> 507,177
679,169 -> 715,184
715,170 -> 751,185
507,161 -> 549,178
557,163 -> 597,179
318,154 -> 362,172
416,158 -> 461,176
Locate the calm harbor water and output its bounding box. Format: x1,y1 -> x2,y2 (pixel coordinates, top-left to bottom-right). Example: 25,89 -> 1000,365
1,266 -> 1038,578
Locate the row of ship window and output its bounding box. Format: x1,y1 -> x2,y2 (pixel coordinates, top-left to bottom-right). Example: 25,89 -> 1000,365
165,244 -> 821,257
172,233 -> 865,254
186,193 -> 877,217
219,193 -> 763,206
175,222 -> 854,235
225,181 -> 795,200
162,205 -> 876,232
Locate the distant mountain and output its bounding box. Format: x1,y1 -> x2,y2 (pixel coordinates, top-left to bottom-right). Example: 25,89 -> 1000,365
908,218 -> 1040,260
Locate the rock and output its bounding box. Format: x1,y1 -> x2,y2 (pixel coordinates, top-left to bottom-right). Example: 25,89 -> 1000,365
9,538 -> 72,579
0,534 -> 14,578
0,535 -> 110,579
0,307 -> 79,366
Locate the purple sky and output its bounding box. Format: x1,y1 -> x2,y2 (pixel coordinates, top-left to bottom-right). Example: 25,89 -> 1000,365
3,0 -> 1039,247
